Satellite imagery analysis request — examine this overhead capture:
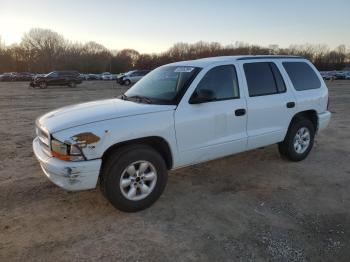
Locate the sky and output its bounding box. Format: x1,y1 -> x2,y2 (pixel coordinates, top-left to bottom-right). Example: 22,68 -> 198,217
0,0 -> 349,53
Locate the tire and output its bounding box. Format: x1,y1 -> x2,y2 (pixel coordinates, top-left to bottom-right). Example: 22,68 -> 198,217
278,117 -> 315,162
100,145 -> 168,212
39,82 -> 47,89
124,79 -> 131,86
68,81 -> 77,88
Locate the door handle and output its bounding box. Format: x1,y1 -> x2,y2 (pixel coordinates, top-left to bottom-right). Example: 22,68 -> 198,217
235,108 -> 246,116
286,102 -> 295,108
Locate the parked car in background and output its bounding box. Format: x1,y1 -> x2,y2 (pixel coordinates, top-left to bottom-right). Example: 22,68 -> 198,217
101,72 -> 115,80
87,74 -> 101,80
320,72 -> 335,80
79,73 -> 89,81
30,71 -> 82,88
345,73 -> 350,79
15,72 -> 34,81
335,71 -> 347,80
33,55 -> 330,212
0,72 -> 16,81
118,70 -> 150,86
116,71 -> 133,84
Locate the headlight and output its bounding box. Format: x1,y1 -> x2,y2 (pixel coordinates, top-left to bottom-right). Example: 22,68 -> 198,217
51,138 -> 85,161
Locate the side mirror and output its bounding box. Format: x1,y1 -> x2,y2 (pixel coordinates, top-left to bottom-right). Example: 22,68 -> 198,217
189,89 -> 216,104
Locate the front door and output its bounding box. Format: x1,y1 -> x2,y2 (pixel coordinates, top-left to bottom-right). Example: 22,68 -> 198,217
175,64 -> 248,167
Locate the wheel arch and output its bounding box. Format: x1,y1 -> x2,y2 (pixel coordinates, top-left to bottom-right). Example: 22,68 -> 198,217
101,136 -> 173,170
288,110 -> 318,132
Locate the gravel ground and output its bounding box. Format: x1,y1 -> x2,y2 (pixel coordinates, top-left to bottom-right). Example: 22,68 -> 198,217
0,80 -> 349,262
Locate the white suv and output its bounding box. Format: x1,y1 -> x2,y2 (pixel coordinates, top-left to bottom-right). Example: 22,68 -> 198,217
33,55 -> 331,212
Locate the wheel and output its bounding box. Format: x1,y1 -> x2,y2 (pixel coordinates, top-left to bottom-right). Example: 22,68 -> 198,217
68,81 -> 77,88
100,145 -> 168,212
124,79 -> 131,86
278,117 -> 315,161
39,82 -> 47,89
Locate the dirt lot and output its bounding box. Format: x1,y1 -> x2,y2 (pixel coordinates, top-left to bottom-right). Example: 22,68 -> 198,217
0,80 -> 349,261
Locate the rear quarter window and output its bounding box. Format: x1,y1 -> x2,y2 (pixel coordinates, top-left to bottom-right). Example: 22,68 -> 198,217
283,62 -> 321,91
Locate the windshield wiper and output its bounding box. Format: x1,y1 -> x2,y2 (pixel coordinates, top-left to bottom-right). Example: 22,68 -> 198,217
118,93 -> 153,104
118,94 -> 128,100
128,95 -> 152,104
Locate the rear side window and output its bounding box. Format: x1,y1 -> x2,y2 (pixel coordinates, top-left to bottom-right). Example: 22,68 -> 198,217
283,62 -> 321,91
195,65 -> 239,100
244,62 -> 286,97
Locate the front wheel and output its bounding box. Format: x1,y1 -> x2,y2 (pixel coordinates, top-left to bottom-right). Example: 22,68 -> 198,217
278,117 -> 315,161
39,82 -> 47,89
124,79 -> 131,86
100,145 -> 168,212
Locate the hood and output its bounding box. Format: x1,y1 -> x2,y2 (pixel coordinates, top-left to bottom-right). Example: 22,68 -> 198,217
37,98 -> 176,133
34,75 -> 47,80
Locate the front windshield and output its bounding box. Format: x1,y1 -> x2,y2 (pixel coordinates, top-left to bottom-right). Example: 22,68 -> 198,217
124,66 -> 200,104
45,72 -> 57,77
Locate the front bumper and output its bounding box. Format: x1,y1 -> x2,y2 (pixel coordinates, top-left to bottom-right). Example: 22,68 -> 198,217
30,80 -> 41,87
33,137 -> 102,191
318,111 -> 331,132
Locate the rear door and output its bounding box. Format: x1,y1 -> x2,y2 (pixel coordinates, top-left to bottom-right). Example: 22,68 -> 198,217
56,72 -> 67,85
239,60 -> 297,149
175,64 -> 248,167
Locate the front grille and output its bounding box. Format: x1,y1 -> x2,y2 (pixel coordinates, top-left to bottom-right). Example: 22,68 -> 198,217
36,126 -> 51,156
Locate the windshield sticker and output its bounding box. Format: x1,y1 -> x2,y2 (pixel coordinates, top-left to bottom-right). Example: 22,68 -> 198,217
174,67 -> 194,73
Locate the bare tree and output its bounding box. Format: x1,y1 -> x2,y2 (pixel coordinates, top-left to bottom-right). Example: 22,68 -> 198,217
0,28 -> 349,73
21,28 -> 67,72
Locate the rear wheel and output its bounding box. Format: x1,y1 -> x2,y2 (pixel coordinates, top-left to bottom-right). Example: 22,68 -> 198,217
100,145 -> 168,212
278,117 -> 315,161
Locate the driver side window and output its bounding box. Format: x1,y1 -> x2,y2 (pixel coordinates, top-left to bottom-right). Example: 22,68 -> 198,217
194,65 -> 239,102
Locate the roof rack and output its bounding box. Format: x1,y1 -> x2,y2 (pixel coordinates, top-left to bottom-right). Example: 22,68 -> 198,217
237,56 -> 304,61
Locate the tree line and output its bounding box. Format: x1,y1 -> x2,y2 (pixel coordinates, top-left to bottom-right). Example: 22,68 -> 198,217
0,28 -> 349,74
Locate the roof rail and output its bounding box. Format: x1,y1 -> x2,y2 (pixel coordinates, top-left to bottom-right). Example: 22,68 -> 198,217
237,56 -> 304,61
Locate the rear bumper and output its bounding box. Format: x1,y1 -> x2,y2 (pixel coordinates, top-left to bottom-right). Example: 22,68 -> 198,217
33,137 -> 102,191
318,111 -> 331,131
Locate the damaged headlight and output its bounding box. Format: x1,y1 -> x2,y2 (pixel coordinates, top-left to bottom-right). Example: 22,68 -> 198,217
51,138 -> 85,161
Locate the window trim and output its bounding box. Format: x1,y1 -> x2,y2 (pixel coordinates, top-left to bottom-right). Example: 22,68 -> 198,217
173,67 -> 202,105
243,61 -> 287,98
188,64 -> 240,104
270,62 -> 287,93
